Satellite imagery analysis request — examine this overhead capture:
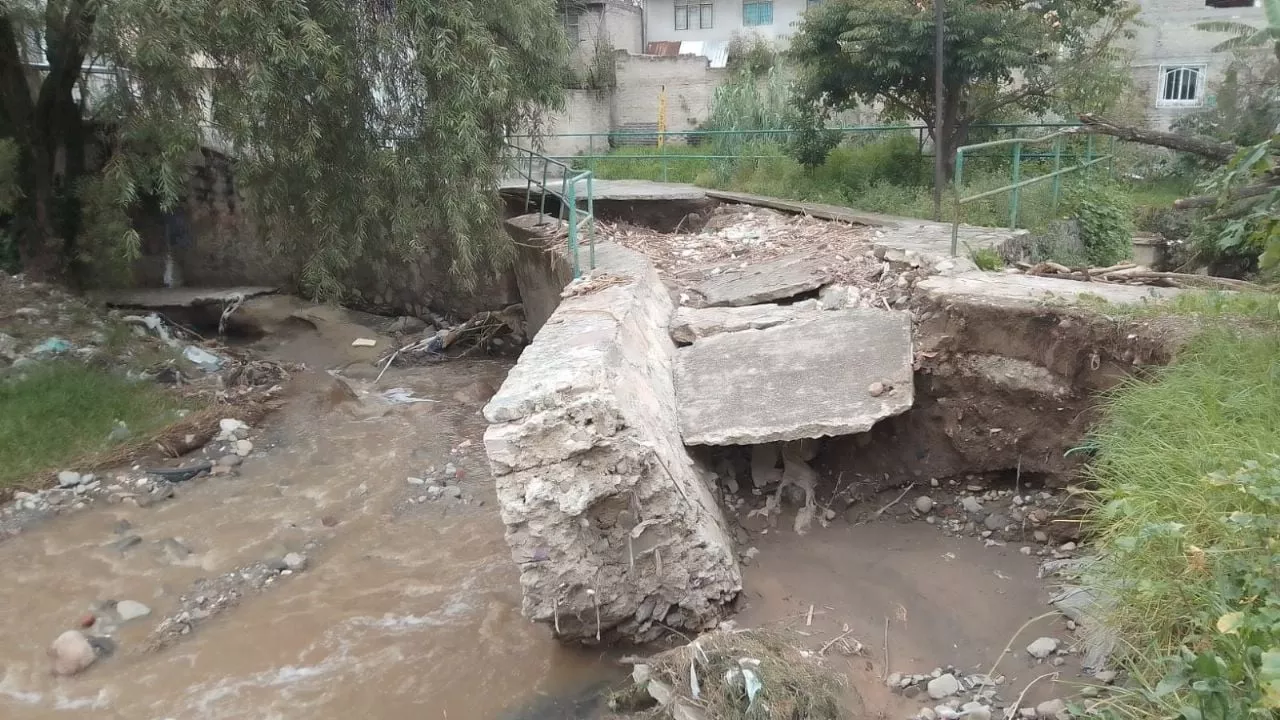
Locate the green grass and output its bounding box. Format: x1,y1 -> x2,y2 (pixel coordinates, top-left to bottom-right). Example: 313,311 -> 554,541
1077,290 -> 1280,325
1081,322 -> 1280,718
0,361 -> 188,489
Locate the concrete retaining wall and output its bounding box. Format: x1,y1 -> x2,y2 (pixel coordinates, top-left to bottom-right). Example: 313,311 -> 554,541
482,240 -> 741,643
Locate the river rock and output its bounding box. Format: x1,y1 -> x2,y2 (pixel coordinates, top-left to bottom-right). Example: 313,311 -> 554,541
984,512 -> 1009,531
960,496 -> 984,513
218,454 -> 243,468
234,439 -> 253,457
57,471 -> 83,488
914,496 -> 935,513
442,485 -> 462,499
1036,698 -> 1068,720
49,630 -> 97,676
927,673 -> 962,699
115,600 -> 152,622
283,552 -> 307,572
1094,670 -> 1118,684
1027,637 -> 1060,659
962,702 -> 992,720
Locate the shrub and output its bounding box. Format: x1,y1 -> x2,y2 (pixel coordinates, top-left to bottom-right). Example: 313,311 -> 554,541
1064,180 -> 1134,266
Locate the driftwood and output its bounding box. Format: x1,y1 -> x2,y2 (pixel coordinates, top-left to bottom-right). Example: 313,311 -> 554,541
1173,182 -> 1280,210
1017,260 -> 1260,291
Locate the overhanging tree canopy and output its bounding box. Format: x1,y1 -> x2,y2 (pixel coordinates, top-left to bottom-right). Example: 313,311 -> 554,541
788,0 -> 1135,175
0,0 -> 570,297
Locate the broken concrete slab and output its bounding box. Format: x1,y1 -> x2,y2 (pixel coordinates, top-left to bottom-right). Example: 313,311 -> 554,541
669,300 -> 823,344
99,286 -> 276,309
691,253 -> 830,307
916,271 -> 1184,309
676,309 -> 915,445
483,241 -> 740,643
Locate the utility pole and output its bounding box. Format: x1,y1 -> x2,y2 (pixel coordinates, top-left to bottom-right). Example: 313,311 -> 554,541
931,0 -> 946,221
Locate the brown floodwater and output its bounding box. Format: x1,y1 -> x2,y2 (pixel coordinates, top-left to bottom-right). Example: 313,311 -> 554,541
0,360 -> 616,720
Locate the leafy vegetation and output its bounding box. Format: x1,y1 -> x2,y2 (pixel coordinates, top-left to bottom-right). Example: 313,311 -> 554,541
787,0 -> 1135,175
1063,180 -> 1134,266
0,361 -> 188,489
1082,324 -> 1280,720
0,0 -> 570,296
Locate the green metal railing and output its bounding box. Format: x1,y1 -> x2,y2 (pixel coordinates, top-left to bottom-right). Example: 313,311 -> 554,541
504,143 -> 596,277
513,123 -> 1085,182
949,130 -> 1114,256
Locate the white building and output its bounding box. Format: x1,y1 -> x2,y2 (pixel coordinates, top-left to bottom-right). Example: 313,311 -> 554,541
1123,0 -> 1265,129
644,0 -> 819,47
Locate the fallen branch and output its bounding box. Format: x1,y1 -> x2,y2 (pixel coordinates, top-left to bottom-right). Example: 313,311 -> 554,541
1005,672 -> 1060,720
1076,114 -> 1240,162
872,482 -> 915,519
1173,181 -> 1279,210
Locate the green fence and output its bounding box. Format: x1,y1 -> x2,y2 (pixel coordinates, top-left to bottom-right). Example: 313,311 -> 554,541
949,131 -> 1115,255
504,143 -> 596,277
512,123 -> 1088,183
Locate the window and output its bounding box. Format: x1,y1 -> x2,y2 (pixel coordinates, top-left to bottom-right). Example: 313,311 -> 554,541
1205,0 -> 1257,7
564,11 -> 581,45
743,1 -> 774,26
1157,64 -> 1206,107
675,3 -> 713,30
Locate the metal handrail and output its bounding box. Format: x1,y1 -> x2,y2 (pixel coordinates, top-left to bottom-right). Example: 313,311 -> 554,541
949,129 -> 1114,256
503,144 -> 596,277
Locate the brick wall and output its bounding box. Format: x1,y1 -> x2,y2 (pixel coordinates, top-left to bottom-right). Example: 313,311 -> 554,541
612,53 -> 728,133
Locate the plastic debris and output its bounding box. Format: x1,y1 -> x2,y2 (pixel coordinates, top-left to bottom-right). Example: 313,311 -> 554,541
32,337 -> 73,355
351,338 -> 377,347
183,345 -> 224,371
380,388 -> 438,404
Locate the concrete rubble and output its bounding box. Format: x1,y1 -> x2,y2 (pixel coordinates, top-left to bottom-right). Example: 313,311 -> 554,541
482,242 -> 741,643
691,253 -> 831,307
669,300 -> 823,344
676,309 -> 915,445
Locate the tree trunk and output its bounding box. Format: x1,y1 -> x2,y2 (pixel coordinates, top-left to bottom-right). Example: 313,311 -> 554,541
1076,113 -> 1241,162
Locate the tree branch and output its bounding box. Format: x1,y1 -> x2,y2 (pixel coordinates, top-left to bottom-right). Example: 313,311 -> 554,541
1076,114 -> 1241,162
1174,182 -> 1280,209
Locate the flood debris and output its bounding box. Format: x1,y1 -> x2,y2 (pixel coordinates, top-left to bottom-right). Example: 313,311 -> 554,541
384,304 -> 526,365
612,629 -> 849,720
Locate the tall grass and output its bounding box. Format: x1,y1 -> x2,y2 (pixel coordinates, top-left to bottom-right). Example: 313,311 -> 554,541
1082,323 -> 1280,719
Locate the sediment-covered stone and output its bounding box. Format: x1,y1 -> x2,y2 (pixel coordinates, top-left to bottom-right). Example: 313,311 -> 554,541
483,242 -> 741,643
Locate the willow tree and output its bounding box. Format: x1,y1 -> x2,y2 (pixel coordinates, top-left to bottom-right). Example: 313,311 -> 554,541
0,0 -> 569,297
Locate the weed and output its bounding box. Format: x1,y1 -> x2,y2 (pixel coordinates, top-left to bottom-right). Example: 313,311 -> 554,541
970,247 -> 1004,271
0,361 -> 188,488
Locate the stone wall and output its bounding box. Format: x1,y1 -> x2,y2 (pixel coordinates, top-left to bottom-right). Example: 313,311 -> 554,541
482,240 -> 741,643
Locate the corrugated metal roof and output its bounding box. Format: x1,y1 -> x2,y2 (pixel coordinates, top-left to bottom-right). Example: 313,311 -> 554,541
677,40 -> 704,57
704,41 -> 730,69
645,41 -> 681,56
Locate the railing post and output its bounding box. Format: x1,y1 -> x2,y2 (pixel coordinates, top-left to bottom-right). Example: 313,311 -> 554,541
587,173 -> 596,272
539,160 -> 549,222
951,149 -> 965,257
588,134 -> 595,176
524,151 -> 534,214
1085,134 -> 1095,167
1009,142 -> 1022,230
1052,136 -> 1063,209
567,179 -> 580,279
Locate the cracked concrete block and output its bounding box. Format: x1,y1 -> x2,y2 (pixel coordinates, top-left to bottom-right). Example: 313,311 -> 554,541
484,242 -> 741,643
676,309 -> 915,445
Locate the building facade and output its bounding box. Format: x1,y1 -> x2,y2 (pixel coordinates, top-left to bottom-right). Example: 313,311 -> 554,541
1124,0 -> 1265,129
644,0 -> 818,47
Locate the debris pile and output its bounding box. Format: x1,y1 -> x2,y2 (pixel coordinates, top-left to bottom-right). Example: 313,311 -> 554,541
1013,261 -> 1258,291
382,304 -> 526,366
613,629 -> 849,720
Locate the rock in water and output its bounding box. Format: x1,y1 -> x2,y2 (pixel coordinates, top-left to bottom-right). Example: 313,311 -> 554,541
115,600 -> 152,622
914,496 -> 935,513
1036,698 -> 1068,720
1026,637 -> 1060,659
283,552 -> 307,572
927,673 -> 962,699
57,470 -> 83,488
49,630 -> 97,676
960,496 -> 984,513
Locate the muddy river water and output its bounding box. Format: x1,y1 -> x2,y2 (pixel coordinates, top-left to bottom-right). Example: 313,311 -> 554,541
0,355 -> 1073,719
0,361 -> 619,719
